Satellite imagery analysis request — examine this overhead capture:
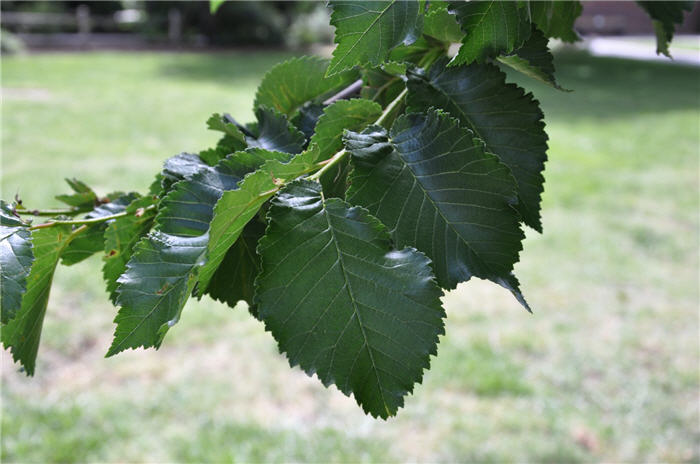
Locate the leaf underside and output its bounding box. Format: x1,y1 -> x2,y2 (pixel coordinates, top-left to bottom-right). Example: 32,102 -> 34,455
636,1 -> 694,57
498,27 -> 569,91
255,180 -> 445,419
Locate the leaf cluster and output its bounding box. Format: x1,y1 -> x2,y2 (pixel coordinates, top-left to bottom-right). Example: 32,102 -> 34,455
0,0 -> 689,418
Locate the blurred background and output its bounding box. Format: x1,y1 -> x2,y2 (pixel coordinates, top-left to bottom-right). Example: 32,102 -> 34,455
1,1 -> 699,462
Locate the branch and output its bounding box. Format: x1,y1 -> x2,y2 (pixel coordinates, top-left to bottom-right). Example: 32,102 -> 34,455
29,205 -> 156,230
322,78 -> 364,106
16,207 -> 92,217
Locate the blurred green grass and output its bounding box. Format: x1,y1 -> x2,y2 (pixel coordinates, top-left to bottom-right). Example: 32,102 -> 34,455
1,50 -> 698,463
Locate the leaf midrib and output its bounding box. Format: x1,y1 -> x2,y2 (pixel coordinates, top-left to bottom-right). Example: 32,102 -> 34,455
333,1 -> 397,70
322,199 -> 391,416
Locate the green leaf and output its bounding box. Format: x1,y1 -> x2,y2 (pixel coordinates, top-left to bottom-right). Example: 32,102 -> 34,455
2,224 -> 74,375
423,1 -> 463,43
60,192 -> 140,266
55,178 -> 98,208
107,150 -> 279,356
102,195 -> 158,304
406,57 -> 548,232
497,27 -> 569,91
637,1 -> 694,57
206,113 -> 247,145
449,0 -> 531,65
198,145 -> 322,294
248,107 -> 306,154
530,1 -> 582,43
346,110 -> 529,310
255,180 -> 445,419
0,201 -> 34,324
310,98 -> 382,197
255,56 -> 359,117
327,0 -> 422,76
204,218 -> 265,311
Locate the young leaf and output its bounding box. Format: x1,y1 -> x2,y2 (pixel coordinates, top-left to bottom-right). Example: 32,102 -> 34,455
310,98 -> 382,197
0,201 -> 34,324
449,0 -> 531,66
102,196 -> 158,303
198,145 -> 322,294
530,0 -> 582,43
423,1 -> 463,43
2,224 -> 74,375
255,180 -> 445,419
60,192 -> 141,266
311,99 -> 383,163
204,218 -> 265,310
254,56 -> 359,117
107,150 -> 281,356
497,27 -> 569,91
346,110 -> 529,310
247,107 -> 306,154
407,57 -> 548,232
327,0 -> 422,76
637,1 -> 694,57
55,178 -> 98,208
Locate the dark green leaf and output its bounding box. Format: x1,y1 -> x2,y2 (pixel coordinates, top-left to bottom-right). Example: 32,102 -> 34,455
107,150 -> 280,356
327,0 -> 422,76
55,178 -> 98,208
161,153 -> 209,192
60,193 -> 140,266
102,195 -> 158,304
198,145 -> 322,294
423,1 -> 463,43
247,107 -> 306,154
2,224 -> 74,375
0,201 -> 34,324
255,56 -> 359,116
498,27 -> 569,91
637,1 -> 694,57
530,1 -> 582,43
204,218 -> 265,310
346,110 -> 529,310
449,0 -> 531,65
256,180 -> 445,418
407,57 -> 548,232
292,103 -> 325,140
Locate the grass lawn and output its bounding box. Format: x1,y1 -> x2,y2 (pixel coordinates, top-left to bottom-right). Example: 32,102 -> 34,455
1,50 -> 698,463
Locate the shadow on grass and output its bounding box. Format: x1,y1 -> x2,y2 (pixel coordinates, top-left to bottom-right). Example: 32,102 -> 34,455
157,49 -> 297,85
512,51 -> 700,120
